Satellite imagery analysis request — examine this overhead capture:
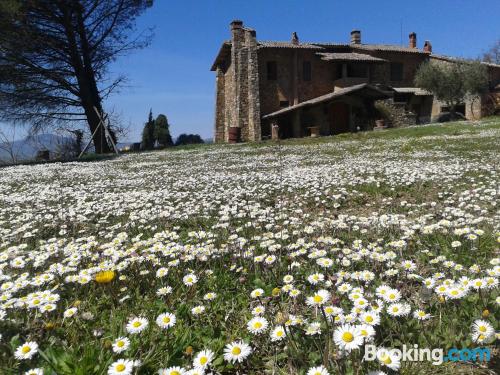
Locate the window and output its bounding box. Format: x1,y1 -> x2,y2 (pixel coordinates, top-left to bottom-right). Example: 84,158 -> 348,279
267,61 -> 277,80
347,63 -> 367,78
390,62 -> 404,81
303,61 -> 312,81
279,100 -> 289,108
334,64 -> 343,80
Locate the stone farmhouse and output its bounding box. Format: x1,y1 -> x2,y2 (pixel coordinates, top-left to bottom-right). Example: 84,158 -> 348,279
211,20 -> 500,142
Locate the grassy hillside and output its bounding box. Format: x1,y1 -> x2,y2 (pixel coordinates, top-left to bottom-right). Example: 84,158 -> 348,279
0,118 -> 499,374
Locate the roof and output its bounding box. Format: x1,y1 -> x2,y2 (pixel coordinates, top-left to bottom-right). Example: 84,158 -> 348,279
317,52 -> 387,63
211,41 -> 231,71
393,87 -> 432,96
430,54 -> 500,69
351,44 -> 430,55
257,41 -> 324,50
262,84 -> 392,119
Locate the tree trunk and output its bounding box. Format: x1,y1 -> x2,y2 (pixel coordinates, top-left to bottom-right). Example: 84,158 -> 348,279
60,1 -> 112,154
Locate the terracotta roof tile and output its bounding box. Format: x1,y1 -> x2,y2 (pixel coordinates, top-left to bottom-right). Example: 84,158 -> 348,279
317,52 -> 387,63
262,84 -> 392,119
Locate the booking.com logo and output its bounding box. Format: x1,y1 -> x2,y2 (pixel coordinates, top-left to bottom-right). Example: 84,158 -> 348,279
364,344 -> 491,366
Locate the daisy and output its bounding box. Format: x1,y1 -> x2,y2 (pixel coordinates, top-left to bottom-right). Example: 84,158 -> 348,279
360,311 -> 380,326
193,349 -> 214,369
413,310 -> 431,321
471,320 -> 494,339
126,317 -> 148,334
305,322 -> 322,336
15,341 -> 38,360
306,365 -> 330,375
247,316 -> 269,334
191,305 -> 205,315
183,274 -> 198,286
333,324 -> 363,352
63,307 -> 78,318
157,286 -> 173,296
24,369 -> 43,375
223,340 -> 252,363
203,292 -> 217,301
112,337 -> 131,353
251,305 -> 265,315
270,325 -> 286,342
250,288 -> 264,298
158,367 -> 186,375
307,273 -> 325,285
156,312 -> 176,329
306,289 -> 331,307
386,303 -> 409,317
377,348 -> 401,371
107,359 -> 134,375
359,324 -> 376,342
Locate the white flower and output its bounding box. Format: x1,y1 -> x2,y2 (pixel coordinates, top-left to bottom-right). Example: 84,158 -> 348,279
223,340 -> 252,363
191,305 -> 205,315
24,369 -> 43,375
270,325 -> 286,342
158,366 -> 186,375
63,307 -> 78,318
306,289 -> 331,306
183,274 -> 198,286
108,359 -> 134,375
193,349 -> 214,369
247,316 -> 269,334
307,365 -> 330,375
250,288 -> 264,298
377,348 -> 401,371
126,317 -> 148,334
333,324 -> 363,352
15,341 -> 39,360
112,337 -> 130,353
156,312 -> 176,329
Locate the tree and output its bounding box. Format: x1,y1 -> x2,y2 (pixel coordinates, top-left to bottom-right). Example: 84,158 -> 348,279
0,0 -> 153,153
175,134 -> 204,146
414,60 -> 489,119
482,40 -> 500,65
154,114 -> 173,148
140,109 -> 155,150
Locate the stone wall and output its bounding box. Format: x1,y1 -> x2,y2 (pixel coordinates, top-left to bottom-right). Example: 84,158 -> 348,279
258,48 -> 336,116
367,51 -> 429,87
214,21 -> 261,143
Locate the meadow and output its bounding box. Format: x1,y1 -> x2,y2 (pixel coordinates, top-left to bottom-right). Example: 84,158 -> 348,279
0,119 -> 499,375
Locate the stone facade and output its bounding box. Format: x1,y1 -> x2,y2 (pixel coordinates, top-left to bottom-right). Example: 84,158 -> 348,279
211,21 -> 500,142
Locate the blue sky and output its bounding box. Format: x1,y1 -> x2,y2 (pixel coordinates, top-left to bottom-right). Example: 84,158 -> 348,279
3,0 -> 500,142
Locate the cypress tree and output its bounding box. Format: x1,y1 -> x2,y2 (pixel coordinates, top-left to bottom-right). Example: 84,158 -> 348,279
154,114 -> 173,148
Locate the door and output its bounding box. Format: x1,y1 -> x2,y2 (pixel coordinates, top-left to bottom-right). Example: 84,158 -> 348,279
331,102 -> 350,134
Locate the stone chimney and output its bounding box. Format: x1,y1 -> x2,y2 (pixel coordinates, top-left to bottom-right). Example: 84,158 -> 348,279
423,40 -> 433,53
351,30 -> 361,44
409,32 -> 417,48
230,20 -> 244,44
291,32 -> 299,45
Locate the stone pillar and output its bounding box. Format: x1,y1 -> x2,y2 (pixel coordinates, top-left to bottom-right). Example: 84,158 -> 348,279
271,122 -> 280,140
214,66 -> 225,142
292,110 -> 301,137
292,50 -> 299,105
246,29 -> 261,141
229,20 -> 244,142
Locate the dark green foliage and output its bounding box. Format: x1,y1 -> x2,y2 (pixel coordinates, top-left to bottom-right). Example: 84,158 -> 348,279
141,109 -> 155,150
154,114 -> 173,148
0,0 -> 153,153
175,134 -> 204,146
414,61 -> 489,118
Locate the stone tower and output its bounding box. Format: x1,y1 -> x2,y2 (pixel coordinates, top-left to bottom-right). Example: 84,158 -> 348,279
214,21 -> 261,142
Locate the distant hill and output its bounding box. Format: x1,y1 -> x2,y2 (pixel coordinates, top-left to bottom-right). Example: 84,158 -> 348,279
0,133 -> 72,163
